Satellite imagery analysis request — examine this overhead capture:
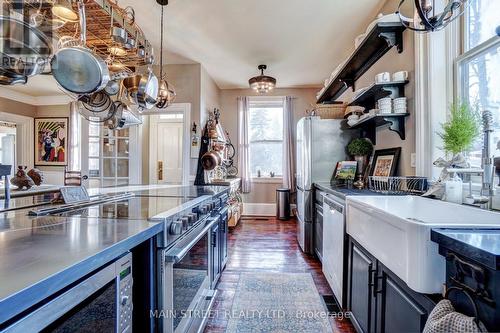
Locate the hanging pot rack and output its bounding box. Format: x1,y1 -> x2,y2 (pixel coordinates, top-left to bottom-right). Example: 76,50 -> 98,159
21,0 -> 151,67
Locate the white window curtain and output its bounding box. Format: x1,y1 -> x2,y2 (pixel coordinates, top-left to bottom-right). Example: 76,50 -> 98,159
237,96 -> 252,193
69,101 -> 81,171
282,96 -> 295,190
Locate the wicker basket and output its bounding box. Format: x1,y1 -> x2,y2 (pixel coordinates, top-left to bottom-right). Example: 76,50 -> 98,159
311,103 -> 346,119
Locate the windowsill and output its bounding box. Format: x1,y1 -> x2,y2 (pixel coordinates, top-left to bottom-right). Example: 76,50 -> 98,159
252,177 -> 283,184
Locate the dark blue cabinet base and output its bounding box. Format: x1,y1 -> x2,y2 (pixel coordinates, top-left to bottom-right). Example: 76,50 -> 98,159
347,237 -> 437,333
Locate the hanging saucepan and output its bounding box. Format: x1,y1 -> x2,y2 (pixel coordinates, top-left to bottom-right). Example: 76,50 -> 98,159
104,80 -> 120,96
78,92 -> 116,122
136,70 -> 158,110
0,69 -> 27,85
51,0 -> 110,95
106,101 -> 126,130
0,14 -> 52,78
110,6 -> 127,45
122,74 -> 142,104
201,150 -> 223,171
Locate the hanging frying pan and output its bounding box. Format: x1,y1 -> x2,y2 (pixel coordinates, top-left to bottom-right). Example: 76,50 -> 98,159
51,0 -> 110,95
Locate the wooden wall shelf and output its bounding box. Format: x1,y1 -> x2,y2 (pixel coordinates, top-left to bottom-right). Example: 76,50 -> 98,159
317,22 -> 406,104
346,113 -> 409,144
348,80 -> 409,110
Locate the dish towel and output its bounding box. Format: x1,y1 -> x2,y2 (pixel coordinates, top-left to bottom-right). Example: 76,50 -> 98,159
423,299 -> 487,333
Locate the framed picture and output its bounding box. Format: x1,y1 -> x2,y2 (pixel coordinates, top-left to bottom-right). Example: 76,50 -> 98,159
370,148 -> 401,177
333,161 -> 358,180
35,117 -> 68,166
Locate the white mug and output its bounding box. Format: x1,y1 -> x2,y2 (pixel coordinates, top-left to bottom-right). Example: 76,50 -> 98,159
392,71 -> 409,82
375,72 -> 391,83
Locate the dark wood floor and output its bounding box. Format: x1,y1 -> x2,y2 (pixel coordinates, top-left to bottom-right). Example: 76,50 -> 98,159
204,217 -> 355,333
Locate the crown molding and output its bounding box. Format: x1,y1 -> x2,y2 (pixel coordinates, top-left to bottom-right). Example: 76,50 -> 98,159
0,89 -> 72,106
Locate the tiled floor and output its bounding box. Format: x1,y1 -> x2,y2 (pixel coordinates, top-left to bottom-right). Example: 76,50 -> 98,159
204,217 -> 355,333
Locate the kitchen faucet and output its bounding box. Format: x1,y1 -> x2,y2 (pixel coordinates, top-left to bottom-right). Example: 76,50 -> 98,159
462,110 -> 496,209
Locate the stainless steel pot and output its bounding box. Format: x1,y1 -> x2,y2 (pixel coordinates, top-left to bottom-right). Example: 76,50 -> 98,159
136,71 -> 158,110
51,1 -> 110,95
201,150 -> 222,171
0,15 -> 52,78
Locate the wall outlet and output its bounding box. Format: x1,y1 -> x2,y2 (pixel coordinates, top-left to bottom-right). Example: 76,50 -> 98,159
411,153 -> 417,168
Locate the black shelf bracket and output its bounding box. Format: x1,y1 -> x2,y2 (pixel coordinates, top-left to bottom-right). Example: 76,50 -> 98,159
379,31 -> 404,53
384,116 -> 406,140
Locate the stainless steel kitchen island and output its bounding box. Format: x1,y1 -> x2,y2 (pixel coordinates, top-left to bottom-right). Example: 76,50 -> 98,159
0,185 -> 230,333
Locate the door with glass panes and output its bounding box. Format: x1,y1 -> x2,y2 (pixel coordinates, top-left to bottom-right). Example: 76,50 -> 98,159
82,119 -> 139,188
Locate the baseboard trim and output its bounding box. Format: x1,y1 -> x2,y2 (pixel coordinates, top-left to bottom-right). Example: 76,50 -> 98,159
243,203 -> 276,216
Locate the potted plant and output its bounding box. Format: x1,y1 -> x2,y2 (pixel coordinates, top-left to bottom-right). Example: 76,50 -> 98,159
437,101 -> 480,164
347,138 -> 374,176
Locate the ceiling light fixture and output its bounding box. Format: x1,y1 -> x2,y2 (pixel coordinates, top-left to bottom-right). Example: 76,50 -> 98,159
156,1 -> 176,109
249,65 -> 276,94
397,0 -> 471,32
51,0 -> 79,23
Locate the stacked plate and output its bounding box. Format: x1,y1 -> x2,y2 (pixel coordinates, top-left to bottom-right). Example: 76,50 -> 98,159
393,97 -> 407,114
377,97 -> 392,114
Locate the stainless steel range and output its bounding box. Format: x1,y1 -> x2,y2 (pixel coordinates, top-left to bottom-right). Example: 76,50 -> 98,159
26,188 -> 228,333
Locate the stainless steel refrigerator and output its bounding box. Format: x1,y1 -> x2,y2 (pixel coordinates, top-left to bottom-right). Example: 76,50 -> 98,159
296,116 -> 353,254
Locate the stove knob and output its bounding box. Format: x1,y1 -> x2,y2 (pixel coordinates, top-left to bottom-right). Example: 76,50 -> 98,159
181,217 -> 190,229
201,205 -> 208,214
169,220 -> 183,235
188,213 -> 197,225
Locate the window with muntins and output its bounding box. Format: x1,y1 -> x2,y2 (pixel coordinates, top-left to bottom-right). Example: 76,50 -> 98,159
457,0 -> 500,167
248,98 -> 284,177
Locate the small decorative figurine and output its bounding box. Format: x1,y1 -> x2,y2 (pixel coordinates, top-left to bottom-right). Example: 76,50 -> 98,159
11,166 -> 35,190
28,168 -> 44,186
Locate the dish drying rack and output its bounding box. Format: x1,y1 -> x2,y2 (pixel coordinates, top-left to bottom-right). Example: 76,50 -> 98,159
368,176 -> 428,195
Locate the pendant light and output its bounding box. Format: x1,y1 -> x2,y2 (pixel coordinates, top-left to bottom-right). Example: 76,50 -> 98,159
156,1 -> 176,109
51,0 -> 79,23
249,65 -> 276,94
397,0 -> 471,32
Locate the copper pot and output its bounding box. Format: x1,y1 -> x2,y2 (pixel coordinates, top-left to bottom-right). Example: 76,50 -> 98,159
201,150 -> 222,171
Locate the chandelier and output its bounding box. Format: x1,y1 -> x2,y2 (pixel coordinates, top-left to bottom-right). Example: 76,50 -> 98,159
249,65 -> 276,94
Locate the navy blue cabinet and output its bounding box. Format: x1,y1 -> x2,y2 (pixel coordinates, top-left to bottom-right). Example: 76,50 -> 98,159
347,237 -> 436,333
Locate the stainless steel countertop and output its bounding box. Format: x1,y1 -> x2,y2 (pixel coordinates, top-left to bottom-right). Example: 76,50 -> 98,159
0,184 -> 225,325
0,215 -> 163,324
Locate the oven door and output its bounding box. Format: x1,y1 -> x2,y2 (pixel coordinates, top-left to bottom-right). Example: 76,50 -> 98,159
4,253 -> 133,333
159,216 -> 219,333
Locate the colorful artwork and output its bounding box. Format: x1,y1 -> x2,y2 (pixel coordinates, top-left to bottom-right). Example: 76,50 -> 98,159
373,156 -> 395,177
369,148 -> 401,178
334,161 -> 358,180
35,118 -> 68,166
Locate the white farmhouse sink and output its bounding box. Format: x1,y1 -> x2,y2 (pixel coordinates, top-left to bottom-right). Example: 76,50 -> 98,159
346,196 -> 500,294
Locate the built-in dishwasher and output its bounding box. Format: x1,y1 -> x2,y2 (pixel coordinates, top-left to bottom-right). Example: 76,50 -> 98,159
322,194 -> 346,308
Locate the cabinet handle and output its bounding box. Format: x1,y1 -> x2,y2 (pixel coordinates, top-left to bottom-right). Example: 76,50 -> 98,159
370,268 -> 384,297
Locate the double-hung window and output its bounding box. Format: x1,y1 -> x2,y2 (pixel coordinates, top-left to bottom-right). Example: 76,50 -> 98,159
248,98 -> 284,178
456,0 -> 500,167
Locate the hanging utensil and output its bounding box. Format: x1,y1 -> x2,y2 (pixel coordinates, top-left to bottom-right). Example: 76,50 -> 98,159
0,14 -> 52,79
122,74 -> 142,104
51,0 -> 110,95
0,69 -> 27,85
78,93 -> 116,122
136,70 -> 159,110
110,5 -> 127,45
104,80 -> 120,96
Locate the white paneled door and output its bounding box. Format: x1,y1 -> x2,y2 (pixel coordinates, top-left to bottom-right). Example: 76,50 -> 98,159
155,121 -> 183,184
148,103 -> 191,186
